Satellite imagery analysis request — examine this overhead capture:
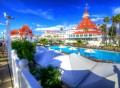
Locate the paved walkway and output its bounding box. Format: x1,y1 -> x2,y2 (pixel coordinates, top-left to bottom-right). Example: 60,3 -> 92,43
0,58 -> 13,88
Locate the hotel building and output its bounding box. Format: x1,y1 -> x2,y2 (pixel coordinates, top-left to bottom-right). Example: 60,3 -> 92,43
65,9 -> 105,44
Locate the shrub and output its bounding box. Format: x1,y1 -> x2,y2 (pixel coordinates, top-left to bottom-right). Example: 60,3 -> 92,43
39,38 -> 48,46
38,65 -> 62,88
12,40 -> 35,62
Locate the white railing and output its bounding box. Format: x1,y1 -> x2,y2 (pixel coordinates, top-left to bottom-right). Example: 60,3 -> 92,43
11,50 -> 42,88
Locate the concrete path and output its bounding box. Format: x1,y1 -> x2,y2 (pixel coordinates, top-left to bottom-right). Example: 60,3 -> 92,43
0,58 -> 13,88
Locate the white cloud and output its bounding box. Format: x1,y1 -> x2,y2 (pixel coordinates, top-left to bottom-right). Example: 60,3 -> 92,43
14,9 -> 54,20
0,23 -> 6,26
113,7 -> 120,15
35,25 -> 64,31
91,17 -> 103,22
91,15 -> 102,17
91,14 -> 104,22
32,23 -> 45,27
35,24 -> 77,31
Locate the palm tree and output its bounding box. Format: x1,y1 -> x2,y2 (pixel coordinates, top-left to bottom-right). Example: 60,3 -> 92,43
100,24 -> 106,44
39,38 -> 48,46
116,14 -> 120,46
108,25 -> 116,44
103,16 -> 110,44
110,16 -> 117,44
76,40 -> 83,55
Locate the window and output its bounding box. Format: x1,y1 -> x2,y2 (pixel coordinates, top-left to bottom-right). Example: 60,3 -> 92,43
76,35 -> 79,37
89,34 -> 92,36
80,35 -> 83,37
84,34 -> 87,37
26,30 -> 29,34
16,32 -> 19,35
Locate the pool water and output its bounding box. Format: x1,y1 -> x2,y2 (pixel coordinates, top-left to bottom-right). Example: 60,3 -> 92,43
46,46 -> 120,63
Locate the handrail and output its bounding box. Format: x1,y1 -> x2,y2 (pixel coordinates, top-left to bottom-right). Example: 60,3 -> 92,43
11,50 -> 42,88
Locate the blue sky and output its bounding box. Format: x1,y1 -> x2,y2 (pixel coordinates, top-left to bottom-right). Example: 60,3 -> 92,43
0,0 -> 120,37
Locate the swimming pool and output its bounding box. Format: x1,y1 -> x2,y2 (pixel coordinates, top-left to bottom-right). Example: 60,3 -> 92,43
47,46 -> 120,63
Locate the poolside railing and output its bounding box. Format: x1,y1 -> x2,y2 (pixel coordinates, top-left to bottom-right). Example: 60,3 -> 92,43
11,50 -> 42,88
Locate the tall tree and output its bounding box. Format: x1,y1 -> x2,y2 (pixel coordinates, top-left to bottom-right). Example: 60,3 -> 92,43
110,16 -> 117,44
116,14 -> 120,46
108,25 -> 116,44
100,24 -> 106,43
76,40 -> 83,55
103,16 -> 110,44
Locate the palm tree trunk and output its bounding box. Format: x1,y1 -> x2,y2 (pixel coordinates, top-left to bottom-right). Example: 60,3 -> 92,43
105,23 -> 108,45
119,22 -> 120,46
111,22 -> 114,44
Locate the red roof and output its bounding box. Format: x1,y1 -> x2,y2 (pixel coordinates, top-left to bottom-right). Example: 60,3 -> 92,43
76,18 -> 98,29
19,25 -> 32,32
11,25 -> 34,36
84,10 -> 88,14
76,10 -> 98,30
11,30 -> 19,36
73,30 -> 105,34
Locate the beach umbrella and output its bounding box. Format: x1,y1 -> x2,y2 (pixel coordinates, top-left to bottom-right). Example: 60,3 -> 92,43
69,47 -> 77,53
59,45 -> 66,48
84,49 -> 95,58
84,49 -> 95,53
59,45 -> 66,52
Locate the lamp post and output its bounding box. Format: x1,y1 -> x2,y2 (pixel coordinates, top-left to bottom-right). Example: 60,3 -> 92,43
4,12 -> 14,67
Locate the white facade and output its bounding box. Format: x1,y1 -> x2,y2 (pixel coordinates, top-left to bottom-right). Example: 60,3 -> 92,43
41,31 -> 65,40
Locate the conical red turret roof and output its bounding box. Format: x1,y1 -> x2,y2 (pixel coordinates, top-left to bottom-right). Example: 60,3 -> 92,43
76,10 -> 98,30
84,10 -> 88,15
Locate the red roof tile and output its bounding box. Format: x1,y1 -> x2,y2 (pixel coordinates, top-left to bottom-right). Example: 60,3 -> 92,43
76,10 -> 98,30
11,25 -> 34,36
11,30 -> 19,35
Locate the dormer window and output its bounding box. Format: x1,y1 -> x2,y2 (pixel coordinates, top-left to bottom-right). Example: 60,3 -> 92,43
26,30 -> 29,34
16,32 -> 19,35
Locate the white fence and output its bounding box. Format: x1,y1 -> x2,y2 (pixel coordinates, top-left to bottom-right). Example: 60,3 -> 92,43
11,50 -> 42,88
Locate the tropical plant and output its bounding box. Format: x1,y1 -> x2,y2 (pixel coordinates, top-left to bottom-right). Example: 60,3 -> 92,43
76,40 -> 83,47
116,14 -> 120,45
12,40 -> 35,62
38,65 -> 62,88
76,40 -> 83,55
108,25 -> 116,44
100,24 -> 106,32
56,39 -> 63,45
39,38 -> 48,46
109,16 -> 117,44
12,41 -> 23,58
103,16 -> 110,44
100,24 -> 106,44
103,16 -> 109,23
